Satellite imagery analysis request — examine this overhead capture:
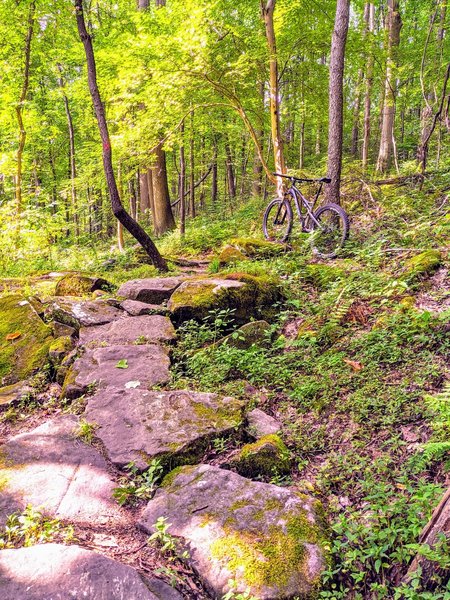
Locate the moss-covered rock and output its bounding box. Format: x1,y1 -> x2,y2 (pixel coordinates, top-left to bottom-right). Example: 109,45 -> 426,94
167,273 -> 284,324
231,434 -> 291,478
49,336 -> 75,367
55,273 -> 112,297
215,320 -> 271,350
229,237 -> 288,258
0,295 -> 53,386
139,464 -> 328,599
218,245 -> 247,267
403,250 -> 442,282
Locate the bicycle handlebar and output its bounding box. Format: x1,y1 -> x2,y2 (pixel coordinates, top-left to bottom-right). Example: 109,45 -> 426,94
273,173 -> 331,184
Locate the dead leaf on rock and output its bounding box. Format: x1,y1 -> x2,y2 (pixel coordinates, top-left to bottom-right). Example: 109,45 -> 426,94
6,331 -> 21,341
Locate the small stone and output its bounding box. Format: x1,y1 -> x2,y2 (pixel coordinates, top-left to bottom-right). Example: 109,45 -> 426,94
55,273 -> 112,296
79,315 -> 176,346
121,299 -> 168,316
0,415 -> 125,526
48,335 -> 75,367
62,344 -> 170,399
52,321 -> 77,338
246,408 -> 281,438
139,464 -> 327,599
117,277 -> 185,304
230,434 -> 291,478
0,544 -> 164,600
0,382 -> 32,410
84,388 -> 244,469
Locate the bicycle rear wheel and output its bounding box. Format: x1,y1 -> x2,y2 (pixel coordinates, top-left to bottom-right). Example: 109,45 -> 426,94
263,197 -> 293,243
310,203 -> 349,258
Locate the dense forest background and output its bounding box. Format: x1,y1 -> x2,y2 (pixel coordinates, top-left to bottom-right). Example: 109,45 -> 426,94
0,0 -> 448,274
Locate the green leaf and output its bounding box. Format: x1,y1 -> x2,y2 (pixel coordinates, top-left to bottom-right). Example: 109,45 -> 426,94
116,359 -> 128,369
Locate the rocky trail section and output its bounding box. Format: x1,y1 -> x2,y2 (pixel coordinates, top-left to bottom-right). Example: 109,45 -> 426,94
0,270 -> 328,599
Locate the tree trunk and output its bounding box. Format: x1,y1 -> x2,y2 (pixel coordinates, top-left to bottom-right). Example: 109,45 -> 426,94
151,142 -> 176,236
225,139 -> 236,200
189,110 -> 195,217
211,137 -> 218,203
299,121 -> 305,169
261,0 -> 286,197
139,170 -> 150,221
362,2 -> 375,168
376,0 -> 402,173
57,64 -> 79,238
252,81 -> 264,197
15,0 -> 35,222
325,0 -> 350,205
351,68 -> 363,156
179,121 -> 186,236
74,0 -> 167,271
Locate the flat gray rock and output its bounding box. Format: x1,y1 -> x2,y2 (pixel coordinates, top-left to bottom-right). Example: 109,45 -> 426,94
247,408 -> 281,438
84,389 -> 243,469
121,298 -> 168,316
0,544 -> 166,600
62,344 -> 170,399
117,277 -> 185,304
139,464 -> 327,599
44,298 -> 125,330
79,315 -> 176,346
0,415 -> 125,527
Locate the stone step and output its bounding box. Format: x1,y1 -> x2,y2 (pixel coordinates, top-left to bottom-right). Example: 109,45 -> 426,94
139,463 -> 327,599
62,344 -> 170,399
44,298 -> 125,330
84,389 -> 244,469
117,276 -> 186,304
0,543 -> 183,600
79,315 -> 176,346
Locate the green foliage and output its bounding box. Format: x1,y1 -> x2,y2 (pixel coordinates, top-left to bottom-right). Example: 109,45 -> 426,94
148,516 -> 189,561
113,460 -> 163,506
0,505 -> 74,549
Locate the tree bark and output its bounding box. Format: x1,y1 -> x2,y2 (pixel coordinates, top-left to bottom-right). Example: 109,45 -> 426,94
376,0 -> 402,173
15,0 -> 35,221
225,139 -> 236,200
151,142 -> 176,236
252,81 -> 264,197
261,0 -> 286,197
325,0 -> 350,205
211,137 -> 218,203
362,2 -> 375,168
74,0 -> 167,270
179,121 -> 186,236
189,110 -> 195,217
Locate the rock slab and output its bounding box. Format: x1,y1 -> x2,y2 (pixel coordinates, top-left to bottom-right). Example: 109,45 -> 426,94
0,544 -> 168,600
79,314 -> 176,346
139,464 -> 327,599
0,415 -> 125,526
84,389 -> 243,469
117,277 -> 185,304
0,295 -> 53,386
62,344 -> 170,399
44,298 -> 124,330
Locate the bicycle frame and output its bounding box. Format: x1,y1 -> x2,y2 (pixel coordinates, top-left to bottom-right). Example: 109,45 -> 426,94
288,183 -> 324,231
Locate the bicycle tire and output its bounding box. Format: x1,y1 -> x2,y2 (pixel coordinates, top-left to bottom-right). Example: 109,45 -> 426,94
263,197 -> 293,243
310,203 -> 349,259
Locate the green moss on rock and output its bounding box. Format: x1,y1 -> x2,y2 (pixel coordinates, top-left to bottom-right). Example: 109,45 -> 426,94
403,250 -> 442,282
0,295 -> 53,386
231,434 -> 291,478
229,238 -> 288,258
218,245 -> 247,267
55,273 -> 111,297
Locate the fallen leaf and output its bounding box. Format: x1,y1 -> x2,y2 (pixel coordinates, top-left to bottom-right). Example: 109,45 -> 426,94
6,331 -> 21,341
115,359 -> 128,369
343,358 -> 363,371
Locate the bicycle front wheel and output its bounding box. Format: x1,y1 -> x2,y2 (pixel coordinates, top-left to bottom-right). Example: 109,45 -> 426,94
263,197 -> 293,243
310,203 -> 349,259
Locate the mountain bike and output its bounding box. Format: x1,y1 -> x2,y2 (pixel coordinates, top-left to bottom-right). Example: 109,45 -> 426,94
262,173 -> 349,258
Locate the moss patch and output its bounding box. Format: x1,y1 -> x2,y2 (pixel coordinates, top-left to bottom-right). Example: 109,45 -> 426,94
55,273 -> 111,297
0,295 -> 53,385
403,250 -> 442,282
231,434 -> 291,478
228,238 -> 288,258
